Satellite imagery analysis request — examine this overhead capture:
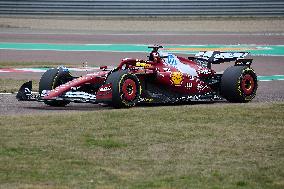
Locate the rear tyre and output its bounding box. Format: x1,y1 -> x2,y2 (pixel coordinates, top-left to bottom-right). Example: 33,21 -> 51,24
220,66 -> 257,103
39,68 -> 72,107
106,70 -> 141,108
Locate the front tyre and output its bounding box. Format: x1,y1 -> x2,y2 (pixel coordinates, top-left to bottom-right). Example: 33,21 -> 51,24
106,70 -> 141,108
221,66 -> 257,103
39,68 -> 72,107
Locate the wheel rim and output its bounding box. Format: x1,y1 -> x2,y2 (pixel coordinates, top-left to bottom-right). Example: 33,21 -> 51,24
121,79 -> 137,101
241,74 -> 255,95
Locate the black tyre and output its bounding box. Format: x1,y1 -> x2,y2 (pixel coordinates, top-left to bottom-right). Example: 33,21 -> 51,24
220,66 -> 257,103
39,68 -> 72,107
106,70 -> 141,108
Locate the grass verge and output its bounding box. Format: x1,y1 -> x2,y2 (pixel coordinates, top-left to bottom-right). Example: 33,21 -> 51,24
0,102 -> 283,188
0,62 -> 74,69
0,79 -> 39,93
0,62 -> 61,93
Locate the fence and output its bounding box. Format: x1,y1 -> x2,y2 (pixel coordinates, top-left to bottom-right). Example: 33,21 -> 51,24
0,0 -> 283,16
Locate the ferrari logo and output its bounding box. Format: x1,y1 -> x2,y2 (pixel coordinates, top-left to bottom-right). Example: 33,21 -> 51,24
171,72 -> 183,86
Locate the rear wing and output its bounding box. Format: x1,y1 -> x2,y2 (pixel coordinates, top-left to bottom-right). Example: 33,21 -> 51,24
188,51 -> 252,69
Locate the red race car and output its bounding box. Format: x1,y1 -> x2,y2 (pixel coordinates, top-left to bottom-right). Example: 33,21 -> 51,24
17,45 -> 258,108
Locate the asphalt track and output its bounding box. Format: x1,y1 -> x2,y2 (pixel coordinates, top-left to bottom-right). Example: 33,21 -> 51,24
0,32 -> 283,115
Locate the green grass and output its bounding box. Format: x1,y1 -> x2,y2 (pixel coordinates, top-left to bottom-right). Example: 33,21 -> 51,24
0,62 -> 74,69
0,78 -> 39,93
0,103 -> 283,188
0,61 -> 98,93
0,61 -> 61,93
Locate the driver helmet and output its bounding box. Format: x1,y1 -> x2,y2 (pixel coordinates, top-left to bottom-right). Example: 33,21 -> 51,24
150,51 -> 160,62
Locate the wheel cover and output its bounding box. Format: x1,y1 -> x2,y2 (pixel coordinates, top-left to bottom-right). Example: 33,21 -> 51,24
241,74 -> 255,95
121,79 -> 137,101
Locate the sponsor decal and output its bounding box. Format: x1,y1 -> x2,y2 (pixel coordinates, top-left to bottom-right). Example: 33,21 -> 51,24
139,98 -> 153,102
99,86 -> 112,92
163,67 -> 171,72
171,72 -> 183,86
197,83 -> 209,91
197,69 -> 212,75
186,82 -> 192,89
136,62 -> 152,68
71,86 -> 81,91
167,54 -> 178,66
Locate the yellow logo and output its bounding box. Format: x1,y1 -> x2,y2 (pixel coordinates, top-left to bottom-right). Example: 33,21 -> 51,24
136,62 -> 151,68
171,72 -> 183,86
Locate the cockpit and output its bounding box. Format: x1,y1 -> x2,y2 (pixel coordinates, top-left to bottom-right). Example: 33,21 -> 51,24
147,45 -> 199,77
148,45 -> 163,62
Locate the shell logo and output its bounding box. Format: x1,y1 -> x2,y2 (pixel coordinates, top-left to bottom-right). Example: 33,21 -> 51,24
171,72 -> 183,86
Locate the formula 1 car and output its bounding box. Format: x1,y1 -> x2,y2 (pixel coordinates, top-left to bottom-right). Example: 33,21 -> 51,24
17,45 -> 257,108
